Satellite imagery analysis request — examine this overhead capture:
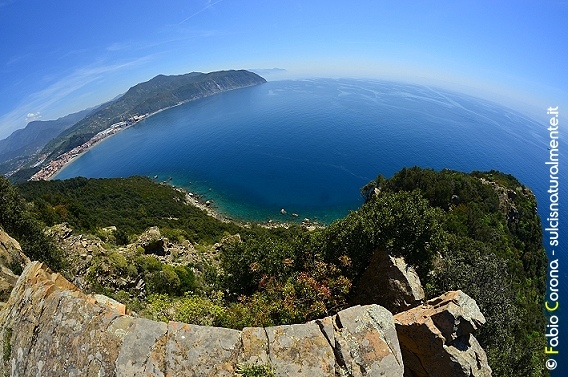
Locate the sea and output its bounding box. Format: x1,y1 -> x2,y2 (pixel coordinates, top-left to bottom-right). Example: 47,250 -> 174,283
55,78 -> 565,373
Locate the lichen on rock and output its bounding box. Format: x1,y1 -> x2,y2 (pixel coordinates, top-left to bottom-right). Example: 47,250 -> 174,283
0,261 -> 406,377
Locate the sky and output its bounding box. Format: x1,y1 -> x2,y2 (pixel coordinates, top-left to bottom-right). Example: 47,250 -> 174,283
0,0 -> 567,139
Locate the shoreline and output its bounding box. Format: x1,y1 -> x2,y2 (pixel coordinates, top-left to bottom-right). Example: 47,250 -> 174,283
30,84 -> 260,182
167,183 -> 323,230
33,106 -> 177,181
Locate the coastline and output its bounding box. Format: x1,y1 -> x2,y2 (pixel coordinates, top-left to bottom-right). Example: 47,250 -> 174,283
167,183 -> 322,230
33,106 -> 177,181
32,82 -> 265,182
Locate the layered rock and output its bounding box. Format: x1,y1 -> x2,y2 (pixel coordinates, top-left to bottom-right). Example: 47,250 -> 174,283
0,261 -> 404,377
353,249 -> 424,313
394,290 -> 491,377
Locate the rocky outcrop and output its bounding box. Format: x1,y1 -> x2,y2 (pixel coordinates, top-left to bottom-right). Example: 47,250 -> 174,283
394,290 -> 491,377
0,230 -> 29,302
136,226 -> 167,256
47,224 -> 211,297
0,261 -> 404,377
353,249 -> 424,313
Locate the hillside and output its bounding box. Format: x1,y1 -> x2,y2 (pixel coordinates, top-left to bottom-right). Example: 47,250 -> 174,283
41,70 -> 266,163
4,70 -> 266,183
4,167 -> 549,376
0,108 -> 92,175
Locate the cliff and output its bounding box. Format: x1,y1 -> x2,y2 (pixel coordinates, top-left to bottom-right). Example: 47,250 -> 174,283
0,256 -> 490,376
0,262 -> 404,376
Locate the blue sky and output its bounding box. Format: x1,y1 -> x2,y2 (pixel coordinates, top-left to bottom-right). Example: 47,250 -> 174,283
0,0 -> 566,139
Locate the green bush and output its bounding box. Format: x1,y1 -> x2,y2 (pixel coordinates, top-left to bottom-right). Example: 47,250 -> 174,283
134,255 -> 162,272
146,265 -> 181,294
0,176 -> 65,270
145,291 -> 226,326
236,363 -> 274,377
174,265 -> 198,294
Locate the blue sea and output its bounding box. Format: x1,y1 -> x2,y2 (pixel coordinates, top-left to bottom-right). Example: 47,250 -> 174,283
55,79 -> 550,222
55,78 -> 565,374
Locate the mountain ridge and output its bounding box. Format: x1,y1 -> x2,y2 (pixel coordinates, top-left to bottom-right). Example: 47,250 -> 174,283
42,70 -> 266,163
0,108 -> 93,175
4,69 -> 266,183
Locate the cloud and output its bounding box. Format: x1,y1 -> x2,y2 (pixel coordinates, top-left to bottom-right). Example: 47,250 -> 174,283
25,112 -> 41,122
0,56 -> 152,139
178,0 -> 224,24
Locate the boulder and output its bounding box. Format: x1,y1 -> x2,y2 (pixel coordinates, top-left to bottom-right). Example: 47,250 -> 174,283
0,230 -> 30,301
353,249 -> 424,313
0,261 -> 404,376
136,226 -> 167,256
394,290 -> 491,377
327,304 -> 404,376
0,262 -> 124,376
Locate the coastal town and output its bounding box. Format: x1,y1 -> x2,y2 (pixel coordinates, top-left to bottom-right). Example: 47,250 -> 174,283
30,114 -> 149,181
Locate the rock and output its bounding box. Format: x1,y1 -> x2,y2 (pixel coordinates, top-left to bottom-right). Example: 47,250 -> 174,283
265,322 -> 335,376
240,327 -> 271,365
93,293 -> 127,315
0,262 -> 405,376
136,227 -> 166,256
394,290 -> 491,377
46,222 -> 73,239
0,230 -> 30,301
167,322 -> 241,376
0,229 -> 29,272
328,305 -> 404,376
114,317 -> 167,376
353,249 -> 424,313
0,262 -> 124,376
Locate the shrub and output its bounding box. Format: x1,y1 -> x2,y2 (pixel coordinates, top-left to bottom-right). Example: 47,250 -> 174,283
236,363 -> 274,377
0,176 -> 65,270
174,265 -> 198,294
135,255 -> 162,272
145,292 -> 226,326
146,265 -> 181,294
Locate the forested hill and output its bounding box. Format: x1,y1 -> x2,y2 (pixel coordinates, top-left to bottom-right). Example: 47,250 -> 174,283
0,108 -> 94,177
0,108 -> 92,165
41,70 -> 266,163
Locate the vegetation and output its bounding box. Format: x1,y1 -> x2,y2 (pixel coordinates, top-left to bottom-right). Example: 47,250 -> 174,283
235,363 -> 274,377
371,167 -> 547,377
11,167 -> 547,377
40,70 -> 266,166
17,176 -> 243,244
0,176 -> 65,270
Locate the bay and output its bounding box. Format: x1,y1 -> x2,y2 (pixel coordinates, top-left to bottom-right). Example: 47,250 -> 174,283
55,78 -> 549,224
